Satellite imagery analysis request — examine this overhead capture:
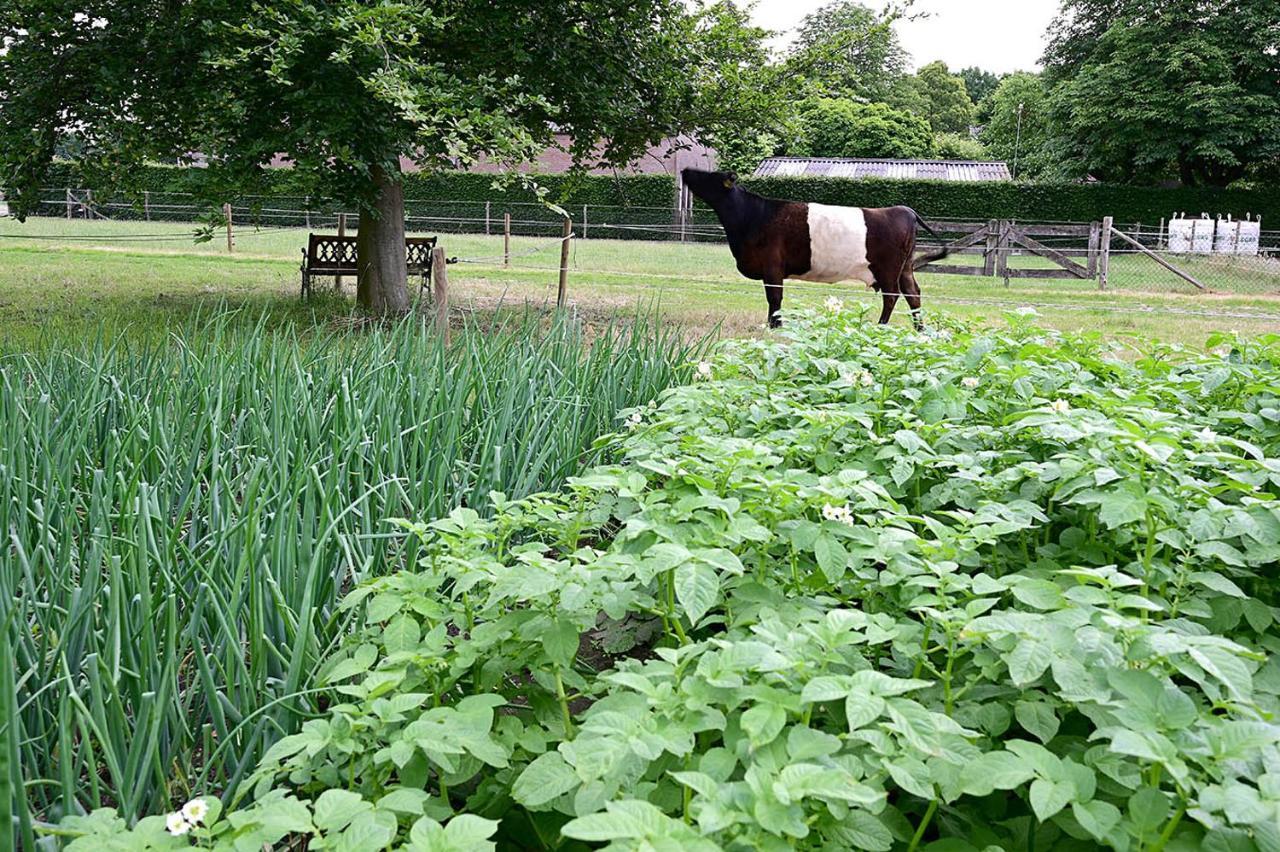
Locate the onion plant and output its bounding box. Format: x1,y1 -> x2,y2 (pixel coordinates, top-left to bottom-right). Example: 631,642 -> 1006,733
0,308 -> 703,826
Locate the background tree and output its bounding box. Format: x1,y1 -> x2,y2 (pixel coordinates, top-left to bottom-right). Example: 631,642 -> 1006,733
1043,0 -> 1280,185
958,67 -> 1003,106
979,73 -> 1054,179
791,98 -> 935,159
908,61 -> 975,135
934,132 -> 988,161
0,0 -> 770,313
785,0 -> 911,102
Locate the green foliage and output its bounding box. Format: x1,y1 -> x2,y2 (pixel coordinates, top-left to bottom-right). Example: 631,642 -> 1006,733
53,311 -> 1280,850
0,0 -> 767,216
1043,0 -> 1280,186
3,310 -> 702,824
793,99 -> 935,160
980,72 -> 1055,180
785,0 -> 910,102
958,67 -> 1003,106
909,62 -> 975,135
933,133 -> 988,162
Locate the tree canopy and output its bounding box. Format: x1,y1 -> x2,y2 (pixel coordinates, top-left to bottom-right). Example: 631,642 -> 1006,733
979,73 -> 1054,179
958,67 -> 1003,106
1043,0 -> 1280,186
0,0 -> 771,310
785,0 -> 910,102
910,61 -> 975,135
792,98 -> 934,159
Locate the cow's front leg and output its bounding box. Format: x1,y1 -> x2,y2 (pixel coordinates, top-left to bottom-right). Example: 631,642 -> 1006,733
877,288 -> 900,324
764,275 -> 784,328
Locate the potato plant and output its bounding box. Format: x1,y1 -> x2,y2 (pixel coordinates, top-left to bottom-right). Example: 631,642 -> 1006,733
55,309 -> 1280,851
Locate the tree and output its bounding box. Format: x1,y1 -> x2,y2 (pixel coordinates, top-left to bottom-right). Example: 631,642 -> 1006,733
934,132 -> 987,161
980,73 -> 1053,179
792,99 -> 935,159
958,67 -> 1002,106
0,0 -> 768,313
909,61 -> 975,135
1043,0 -> 1280,185
786,1 -> 911,102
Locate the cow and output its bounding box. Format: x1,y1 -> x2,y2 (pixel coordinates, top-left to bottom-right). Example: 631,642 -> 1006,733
681,168 -> 948,329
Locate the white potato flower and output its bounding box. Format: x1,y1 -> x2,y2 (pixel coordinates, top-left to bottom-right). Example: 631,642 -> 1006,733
961,376 -> 980,389
858,370 -> 874,387
626,411 -> 644,428
181,798 -> 208,825
821,503 -> 855,526
696,361 -> 713,379
166,813 -> 191,836
1049,399 -> 1070,413
824,295 -> 843,312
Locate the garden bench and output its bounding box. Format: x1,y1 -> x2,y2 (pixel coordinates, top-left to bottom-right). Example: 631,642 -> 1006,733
300,233 -> 439,297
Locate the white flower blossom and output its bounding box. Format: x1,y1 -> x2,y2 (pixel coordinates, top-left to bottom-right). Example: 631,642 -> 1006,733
1210,345 -> 1231,358
626,411 -> 644,428
821,503 -> 855,526
961,376 -> 980,389
696,361 -> 713,379
1049,399 -> 1070,413
1015,306 -> 1039,317
182,799 -> 208,825
824,295 -> 843,312
166,813 -> 191,836
858,370 -> 874,387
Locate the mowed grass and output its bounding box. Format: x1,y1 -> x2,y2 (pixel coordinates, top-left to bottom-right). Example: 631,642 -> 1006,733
1,309 -> 704,826
2,216 -> 1279,348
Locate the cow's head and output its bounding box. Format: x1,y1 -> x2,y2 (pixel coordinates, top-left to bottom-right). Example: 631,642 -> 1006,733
682,168 -> 738,204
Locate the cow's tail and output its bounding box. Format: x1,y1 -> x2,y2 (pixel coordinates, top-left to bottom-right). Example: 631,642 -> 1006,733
912,211 -> 950,269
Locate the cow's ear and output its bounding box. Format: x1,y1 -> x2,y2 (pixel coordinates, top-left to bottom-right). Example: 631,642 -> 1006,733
723,172 -> 738,188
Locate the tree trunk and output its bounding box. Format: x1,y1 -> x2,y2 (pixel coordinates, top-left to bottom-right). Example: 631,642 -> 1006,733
356,164 -> 410,315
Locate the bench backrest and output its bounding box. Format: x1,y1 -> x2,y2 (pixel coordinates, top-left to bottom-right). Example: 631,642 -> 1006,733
305,234 -> 438,273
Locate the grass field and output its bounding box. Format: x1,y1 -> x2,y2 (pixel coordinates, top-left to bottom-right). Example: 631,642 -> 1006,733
2,216 -> 1279,348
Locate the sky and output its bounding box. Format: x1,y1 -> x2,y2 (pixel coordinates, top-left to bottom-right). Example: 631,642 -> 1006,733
751,0 -> 1061,75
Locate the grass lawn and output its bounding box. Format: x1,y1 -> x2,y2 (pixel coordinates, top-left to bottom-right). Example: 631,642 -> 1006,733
2,216 -> 1278,348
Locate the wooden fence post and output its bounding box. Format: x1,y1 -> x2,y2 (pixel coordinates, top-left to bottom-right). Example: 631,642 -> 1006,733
224,203 -> 234,252
582,205 -> 588,240
995,220 -> 1011,285
1086,221 -> 1101,277
66,188 -> 73,219
503,213 -> 511,267
85,189 -> 95,219
1098,216 -> 1113,290
557,217 -> 572,308
431,245 -> 450,344
485,201 -> 491,236
144,191 -> 151,221
335,213 -> 347,290
983,218 -> 999,276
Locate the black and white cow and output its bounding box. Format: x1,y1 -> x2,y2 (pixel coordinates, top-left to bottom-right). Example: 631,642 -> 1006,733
681,168 -> 948,328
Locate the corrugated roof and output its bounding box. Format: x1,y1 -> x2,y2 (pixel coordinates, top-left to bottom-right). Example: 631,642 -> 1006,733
753,157 -> 1011,182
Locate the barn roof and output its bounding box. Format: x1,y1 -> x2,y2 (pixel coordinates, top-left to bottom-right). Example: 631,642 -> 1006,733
753,157 -> 1011,182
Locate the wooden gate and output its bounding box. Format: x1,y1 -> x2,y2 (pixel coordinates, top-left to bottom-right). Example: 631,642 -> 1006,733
915,219 -> 1101,282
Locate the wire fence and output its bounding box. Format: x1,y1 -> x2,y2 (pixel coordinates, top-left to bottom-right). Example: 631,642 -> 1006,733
6,188 -> 1280,302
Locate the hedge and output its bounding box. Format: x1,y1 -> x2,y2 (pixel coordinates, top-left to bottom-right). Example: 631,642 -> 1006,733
33,162 -> 1279,228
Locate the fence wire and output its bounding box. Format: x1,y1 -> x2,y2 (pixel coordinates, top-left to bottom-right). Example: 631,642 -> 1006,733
6,188 -> 1280,304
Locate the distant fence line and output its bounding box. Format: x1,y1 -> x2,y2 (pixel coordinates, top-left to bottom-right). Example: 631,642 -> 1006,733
8,187 -> 1280,295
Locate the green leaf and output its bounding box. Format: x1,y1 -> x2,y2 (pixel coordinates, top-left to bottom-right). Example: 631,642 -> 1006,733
674,561 -> 719,626
801,676 -> 851,703
1128,787 -> 1170,833
845,690 -> 886,731
313,789 -> 370,832
337,808 -> 397,852
960,750 -> 1035,796
1014,701 -> 1060,744
512,752 -> 578,808
836,810 -> 893,851
740,702 -> 787,748
561,800 -> 667,841
814,531 -> 849,583
1005,640 -> 1052,686
1072,799 -> 1121,841
383,614 -> 420,654
1029,778 -> 1073,821
541,619 -> 579,668
443,814 -> 499,849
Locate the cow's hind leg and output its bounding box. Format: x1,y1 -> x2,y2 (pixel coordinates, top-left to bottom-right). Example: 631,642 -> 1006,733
877,282 -> 900,324
764,275 -> 784,328
899,267 -> 923,330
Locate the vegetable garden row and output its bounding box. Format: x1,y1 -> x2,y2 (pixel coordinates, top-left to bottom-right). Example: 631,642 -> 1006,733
38,310 -> 1280,850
